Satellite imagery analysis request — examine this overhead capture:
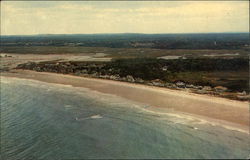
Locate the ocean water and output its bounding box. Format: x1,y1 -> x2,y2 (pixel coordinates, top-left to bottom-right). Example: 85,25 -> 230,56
1,76 -> 249,159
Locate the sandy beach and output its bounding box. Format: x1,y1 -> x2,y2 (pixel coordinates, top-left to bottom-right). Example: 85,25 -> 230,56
1,69 -> 249,133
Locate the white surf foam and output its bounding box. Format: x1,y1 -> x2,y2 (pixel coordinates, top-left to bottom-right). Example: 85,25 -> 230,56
76,114 -> 103,121
90,114 -> 103,119
131,104 -> 249,134
3,76 -> 248,134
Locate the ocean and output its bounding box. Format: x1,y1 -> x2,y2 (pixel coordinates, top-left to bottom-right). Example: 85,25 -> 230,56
1,76 -> 249,159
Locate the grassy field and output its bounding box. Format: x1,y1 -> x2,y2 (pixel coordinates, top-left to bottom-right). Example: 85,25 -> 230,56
1,46 -> 249,59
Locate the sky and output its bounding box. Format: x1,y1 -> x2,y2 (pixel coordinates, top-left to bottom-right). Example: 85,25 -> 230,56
1,1 -> 249,35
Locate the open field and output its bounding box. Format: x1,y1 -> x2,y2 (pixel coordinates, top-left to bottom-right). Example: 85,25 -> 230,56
1,46 -> 249,59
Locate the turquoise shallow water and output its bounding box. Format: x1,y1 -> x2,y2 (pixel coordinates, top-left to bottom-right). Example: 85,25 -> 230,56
1,77 -> 249,159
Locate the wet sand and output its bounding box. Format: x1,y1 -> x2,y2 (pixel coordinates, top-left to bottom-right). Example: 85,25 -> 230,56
1,69 -> 249,133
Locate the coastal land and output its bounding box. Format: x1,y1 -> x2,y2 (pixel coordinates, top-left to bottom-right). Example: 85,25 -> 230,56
1,33 -> 249,133
1,69 -> 249,133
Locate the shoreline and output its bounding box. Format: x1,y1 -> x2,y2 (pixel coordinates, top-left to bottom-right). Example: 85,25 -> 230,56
1,69 -> 249,133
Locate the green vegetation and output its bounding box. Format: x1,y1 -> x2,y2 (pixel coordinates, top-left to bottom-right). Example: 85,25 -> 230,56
1,33 -> 249,49
0,46 -> 248,60
105,58 -> 249,90
17,58 -> 249,93
4,33 -> 249,100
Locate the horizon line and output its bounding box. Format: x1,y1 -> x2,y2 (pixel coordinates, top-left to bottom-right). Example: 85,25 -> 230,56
1,32 -> 249,37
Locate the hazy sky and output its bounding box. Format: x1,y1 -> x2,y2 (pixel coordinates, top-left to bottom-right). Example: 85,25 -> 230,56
1,1 -> 249,35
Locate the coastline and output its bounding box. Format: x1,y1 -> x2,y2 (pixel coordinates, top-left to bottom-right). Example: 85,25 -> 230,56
1,69 -> 249,133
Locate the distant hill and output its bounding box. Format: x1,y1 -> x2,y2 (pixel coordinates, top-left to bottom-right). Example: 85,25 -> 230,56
1,33 -> 249,49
